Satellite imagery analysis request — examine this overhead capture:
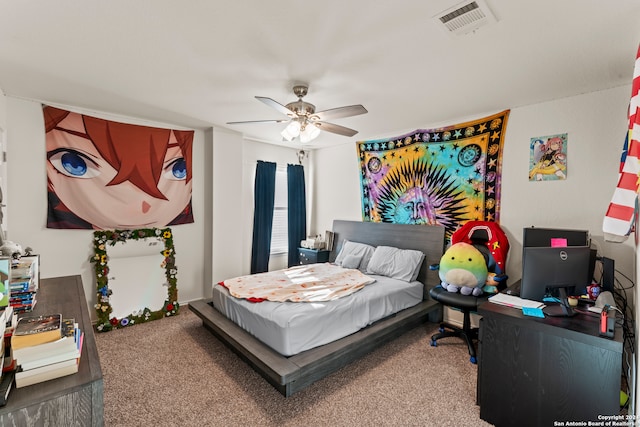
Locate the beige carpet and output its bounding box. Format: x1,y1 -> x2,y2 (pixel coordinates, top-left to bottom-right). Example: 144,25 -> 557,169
95,307 -> 491,427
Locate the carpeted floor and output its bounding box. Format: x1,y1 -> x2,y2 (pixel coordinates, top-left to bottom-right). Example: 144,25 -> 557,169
95,307 -> 491,427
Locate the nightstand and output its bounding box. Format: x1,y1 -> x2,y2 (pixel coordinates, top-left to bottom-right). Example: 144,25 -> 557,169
298,248 -> 330,265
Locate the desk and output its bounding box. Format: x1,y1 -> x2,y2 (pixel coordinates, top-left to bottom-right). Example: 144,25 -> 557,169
477,301 -> 623,427
0,275 -> 103,426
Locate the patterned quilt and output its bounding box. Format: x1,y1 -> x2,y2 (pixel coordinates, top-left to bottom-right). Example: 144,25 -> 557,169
220,263 -> 376,303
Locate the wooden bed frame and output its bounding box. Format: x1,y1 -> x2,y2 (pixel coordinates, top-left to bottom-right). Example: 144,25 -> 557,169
189,220 -> 445,397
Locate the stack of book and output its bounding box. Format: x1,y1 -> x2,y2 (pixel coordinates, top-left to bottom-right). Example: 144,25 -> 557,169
10,313 -> 83,388
9,258 -> 38,313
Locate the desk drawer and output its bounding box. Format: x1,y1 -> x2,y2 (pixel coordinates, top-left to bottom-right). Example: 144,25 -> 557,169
298,248 -> 330,265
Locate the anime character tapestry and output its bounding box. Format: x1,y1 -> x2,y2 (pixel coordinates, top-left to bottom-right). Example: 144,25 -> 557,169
44,105 -> 194,230
358,110 -> 509,240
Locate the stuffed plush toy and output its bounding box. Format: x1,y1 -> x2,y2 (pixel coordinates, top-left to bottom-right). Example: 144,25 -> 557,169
438,242 -> 488,296
484,272 -> 500,294
0,241 -> 22,258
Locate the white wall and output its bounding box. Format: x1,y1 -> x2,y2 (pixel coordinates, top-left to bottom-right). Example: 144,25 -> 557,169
0,93 -> 6,129
312,85 -> 636,283
0,94 -> 6,235
211,127 -> 243,286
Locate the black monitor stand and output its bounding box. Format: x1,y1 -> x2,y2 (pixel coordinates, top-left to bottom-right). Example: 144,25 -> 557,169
542,287 -> 577,317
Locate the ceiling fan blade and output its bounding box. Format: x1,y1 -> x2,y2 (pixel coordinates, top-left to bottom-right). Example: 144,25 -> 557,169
226,119 -> 289,125
313,121 -> 359,137
255,96 -> 297,118
311,104 -> 367,121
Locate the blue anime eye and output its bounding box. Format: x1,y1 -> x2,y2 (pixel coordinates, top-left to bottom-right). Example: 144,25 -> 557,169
47,148 -> 100,178
164,157 -> 187,181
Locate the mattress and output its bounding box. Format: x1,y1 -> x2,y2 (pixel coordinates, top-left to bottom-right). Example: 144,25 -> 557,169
212,274 -> 424,356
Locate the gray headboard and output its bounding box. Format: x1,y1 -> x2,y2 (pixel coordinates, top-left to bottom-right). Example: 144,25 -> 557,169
330,220 -> 446,299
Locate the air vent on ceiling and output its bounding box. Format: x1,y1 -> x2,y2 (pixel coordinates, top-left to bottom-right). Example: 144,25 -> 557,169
434,0 -> 497,35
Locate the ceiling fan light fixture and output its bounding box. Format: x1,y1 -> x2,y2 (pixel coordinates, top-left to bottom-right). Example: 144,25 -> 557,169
281,120 -> 301,141
231,84 -> 367,142
300,123 -> 321,143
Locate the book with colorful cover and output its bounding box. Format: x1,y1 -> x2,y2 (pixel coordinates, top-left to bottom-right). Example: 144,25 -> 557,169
11,313 -> 61,350
9,279 -> 31,288
10,296 -> 37,314
10,288 -> 36,298
9,296 -> 34,305
10,285 -> 36,295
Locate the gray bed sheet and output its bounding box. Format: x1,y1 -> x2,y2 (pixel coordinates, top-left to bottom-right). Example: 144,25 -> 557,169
211,274 -> 423,356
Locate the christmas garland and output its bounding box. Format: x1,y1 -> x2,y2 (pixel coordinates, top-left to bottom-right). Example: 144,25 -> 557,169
91,227 -> 179,332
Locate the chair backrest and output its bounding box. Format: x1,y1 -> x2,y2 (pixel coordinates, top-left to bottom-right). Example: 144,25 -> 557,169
451,221 -> 510,275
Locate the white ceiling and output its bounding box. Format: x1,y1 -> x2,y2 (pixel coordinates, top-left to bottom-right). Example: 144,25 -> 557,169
1,0 -> 639,149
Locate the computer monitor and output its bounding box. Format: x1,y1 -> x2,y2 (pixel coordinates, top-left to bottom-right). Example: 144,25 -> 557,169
523,227 -> 589,247
520,246 -> 591,317
522,226 -> 596,293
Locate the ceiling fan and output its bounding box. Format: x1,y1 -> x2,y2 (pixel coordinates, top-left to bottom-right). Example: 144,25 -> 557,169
227,84 -> 367,143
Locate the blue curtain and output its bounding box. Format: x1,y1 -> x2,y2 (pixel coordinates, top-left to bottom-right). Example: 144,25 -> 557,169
287,164 -> 307,267
251,161 -> 276,274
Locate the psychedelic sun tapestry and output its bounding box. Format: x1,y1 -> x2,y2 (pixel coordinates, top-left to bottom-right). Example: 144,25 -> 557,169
357,110 -> 509,241
43,105 -> 195,230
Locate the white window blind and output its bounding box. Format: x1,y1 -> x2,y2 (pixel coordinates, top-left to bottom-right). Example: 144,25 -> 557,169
270,167 -> 288,254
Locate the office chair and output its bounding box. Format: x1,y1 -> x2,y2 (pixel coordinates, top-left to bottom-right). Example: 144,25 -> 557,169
429,221 -> 509,364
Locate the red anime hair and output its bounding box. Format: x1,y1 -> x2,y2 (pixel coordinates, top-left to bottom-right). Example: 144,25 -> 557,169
44,105 -> 193,200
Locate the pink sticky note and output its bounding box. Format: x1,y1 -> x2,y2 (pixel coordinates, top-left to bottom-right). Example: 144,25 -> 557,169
550,238 -> 568,247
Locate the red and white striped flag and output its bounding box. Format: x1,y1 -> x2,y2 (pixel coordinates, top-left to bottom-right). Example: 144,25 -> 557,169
603,44 -> 640,241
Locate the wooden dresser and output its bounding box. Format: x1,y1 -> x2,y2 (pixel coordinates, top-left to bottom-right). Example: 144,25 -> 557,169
0,275 -> 103,426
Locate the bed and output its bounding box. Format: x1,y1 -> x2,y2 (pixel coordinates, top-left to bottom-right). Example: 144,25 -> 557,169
189,220 -> 446,396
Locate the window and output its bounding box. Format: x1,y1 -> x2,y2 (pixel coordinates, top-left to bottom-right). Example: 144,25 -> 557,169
270,166 -> 288,254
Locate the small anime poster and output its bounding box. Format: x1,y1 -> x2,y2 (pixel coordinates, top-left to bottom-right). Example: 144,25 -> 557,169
43,105 -> 195,230
529,133 -> 567,181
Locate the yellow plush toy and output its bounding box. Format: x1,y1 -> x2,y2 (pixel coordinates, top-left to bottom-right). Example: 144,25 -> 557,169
438,242 -> 488,297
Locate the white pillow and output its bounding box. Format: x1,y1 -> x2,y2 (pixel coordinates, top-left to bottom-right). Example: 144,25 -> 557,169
366,246 -> 425,282
334,240 -> 375,271
341,254 -> 363,269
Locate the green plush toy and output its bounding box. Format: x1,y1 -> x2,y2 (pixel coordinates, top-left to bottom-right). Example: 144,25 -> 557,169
438,242 -> 488,297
